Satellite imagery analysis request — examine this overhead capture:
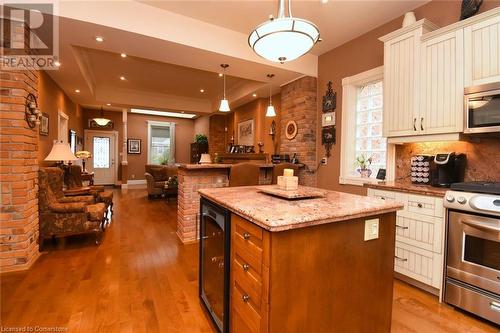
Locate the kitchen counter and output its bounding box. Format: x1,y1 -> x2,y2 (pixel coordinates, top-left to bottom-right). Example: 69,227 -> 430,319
364,181 -> 448,197
198,185 -> 403,232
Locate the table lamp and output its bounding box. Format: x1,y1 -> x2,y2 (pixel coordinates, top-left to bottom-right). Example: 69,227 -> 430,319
45,141 -> 78,166
75,150 -> 92,173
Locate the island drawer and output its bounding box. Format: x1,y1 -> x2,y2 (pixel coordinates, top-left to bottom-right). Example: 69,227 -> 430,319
233,214 -> 264,249
232,281 -> 267,333
233,254 -> 265,308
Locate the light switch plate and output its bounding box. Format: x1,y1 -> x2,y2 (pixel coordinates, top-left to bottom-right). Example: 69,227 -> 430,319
364,218 -> 379,241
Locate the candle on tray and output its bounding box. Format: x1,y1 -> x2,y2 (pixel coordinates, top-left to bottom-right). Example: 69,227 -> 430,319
283,168 -> 294,177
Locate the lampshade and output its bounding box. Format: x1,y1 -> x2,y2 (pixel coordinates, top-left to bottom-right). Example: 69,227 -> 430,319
45,141 -> 78,162
248,0 -> 320,63
219,99 -> 230,112
199,153 -> 212,164
266,105 -> 276,117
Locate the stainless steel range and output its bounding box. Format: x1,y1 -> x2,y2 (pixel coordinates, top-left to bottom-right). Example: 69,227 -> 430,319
444,182 -> 500,325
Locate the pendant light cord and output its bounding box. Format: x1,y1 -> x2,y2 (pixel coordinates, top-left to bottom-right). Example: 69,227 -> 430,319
267,73 -> 274,105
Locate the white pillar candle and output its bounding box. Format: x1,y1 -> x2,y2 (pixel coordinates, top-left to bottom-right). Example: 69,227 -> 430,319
283,168 -> 294,177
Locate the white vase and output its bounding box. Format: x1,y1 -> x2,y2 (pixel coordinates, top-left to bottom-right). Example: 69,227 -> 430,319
402,12 -> 416,27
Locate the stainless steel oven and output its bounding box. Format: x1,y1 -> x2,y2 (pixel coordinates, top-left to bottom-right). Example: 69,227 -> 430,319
444,188 -> 500,325
464,82 -> 500,134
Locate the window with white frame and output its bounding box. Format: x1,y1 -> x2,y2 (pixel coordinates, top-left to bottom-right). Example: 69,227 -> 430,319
148,121 -> 176,165
340,66 -> 391,185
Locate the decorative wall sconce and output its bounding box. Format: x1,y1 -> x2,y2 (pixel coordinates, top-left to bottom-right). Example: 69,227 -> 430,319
25,93 -> 41,128
269,120 -> 277,140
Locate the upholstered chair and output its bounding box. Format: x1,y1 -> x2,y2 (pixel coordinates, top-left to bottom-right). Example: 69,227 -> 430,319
38,168 -> 106,248
145,164 -> 178,198
229,163 -> 261,187
43,167 -> 95,204
272,163 -> 300,184
65,165 -> 114,214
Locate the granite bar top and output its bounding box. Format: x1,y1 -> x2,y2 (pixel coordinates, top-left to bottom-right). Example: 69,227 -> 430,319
364,181 -> 447,197
178,163 -> 276,170
198,185 -> 403,232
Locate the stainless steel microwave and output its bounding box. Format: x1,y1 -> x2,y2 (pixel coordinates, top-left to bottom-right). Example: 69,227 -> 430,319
464,82 -> 500,133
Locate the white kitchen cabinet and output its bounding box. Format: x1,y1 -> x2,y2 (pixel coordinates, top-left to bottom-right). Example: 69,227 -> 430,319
380,20 -> 438,138
420,29 -> 464,134
464,13 -> 500,86
367,188 -> 445,292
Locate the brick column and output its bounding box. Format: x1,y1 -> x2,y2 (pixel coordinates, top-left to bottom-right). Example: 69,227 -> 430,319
0,69 -> 41,272
280,76 -> 318,186
177,166 -> 229,243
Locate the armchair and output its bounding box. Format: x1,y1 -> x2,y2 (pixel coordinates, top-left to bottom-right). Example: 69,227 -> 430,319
65,165 -> 114,214
38,168 -> 106,248
145,164 -> 178,199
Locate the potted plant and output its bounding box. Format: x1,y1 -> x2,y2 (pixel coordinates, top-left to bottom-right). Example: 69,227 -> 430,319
355,154 -> 373,178
195,134 -> 208,144
160,153 -> 170,165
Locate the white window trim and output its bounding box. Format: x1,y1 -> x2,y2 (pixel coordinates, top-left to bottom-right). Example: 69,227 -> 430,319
57,110 -> 69,143
339,66 -> 395,187
147,120 -> 176,164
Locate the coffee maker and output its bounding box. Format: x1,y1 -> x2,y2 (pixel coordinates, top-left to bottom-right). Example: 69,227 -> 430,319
432,152 -> 466,188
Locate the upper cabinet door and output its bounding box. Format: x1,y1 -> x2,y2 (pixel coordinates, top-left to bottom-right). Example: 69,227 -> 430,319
420,30 -> 464,135
464,15 -> 500,87
383,30 -> 422,137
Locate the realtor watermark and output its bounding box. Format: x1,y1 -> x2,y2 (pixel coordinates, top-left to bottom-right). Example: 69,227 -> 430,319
0,1 -> 59,70
0,327 -> 68,332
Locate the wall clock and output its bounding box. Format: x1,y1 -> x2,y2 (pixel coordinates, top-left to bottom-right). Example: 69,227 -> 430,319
285,120 -> 298,140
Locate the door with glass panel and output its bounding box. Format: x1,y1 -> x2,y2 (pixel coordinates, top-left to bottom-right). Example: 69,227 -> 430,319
85,130 -> 117,185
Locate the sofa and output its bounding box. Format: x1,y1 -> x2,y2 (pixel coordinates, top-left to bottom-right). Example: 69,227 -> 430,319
145,164 -> 178,199
38,167 -> 106,248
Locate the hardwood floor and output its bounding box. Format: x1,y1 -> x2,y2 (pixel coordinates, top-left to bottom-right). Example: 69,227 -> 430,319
1,189 -> 497,333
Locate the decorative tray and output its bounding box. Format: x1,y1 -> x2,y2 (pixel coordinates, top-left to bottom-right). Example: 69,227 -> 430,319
257,185 -> 326,200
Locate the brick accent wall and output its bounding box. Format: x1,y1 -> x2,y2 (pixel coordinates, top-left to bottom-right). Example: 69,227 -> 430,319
280,76 -> 318,186
0,69 -> 41,272
209,114 -> 227,156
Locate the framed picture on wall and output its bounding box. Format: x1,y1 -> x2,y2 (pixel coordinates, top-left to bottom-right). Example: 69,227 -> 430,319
127,139 -> 141,154
39,113 -> 49,136
237,119 -> 254,146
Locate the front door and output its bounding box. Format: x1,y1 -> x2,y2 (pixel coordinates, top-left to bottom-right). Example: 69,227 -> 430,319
85,130 -> 117,185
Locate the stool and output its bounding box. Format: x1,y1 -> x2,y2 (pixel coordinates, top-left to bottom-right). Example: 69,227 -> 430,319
85,202 -> 106,242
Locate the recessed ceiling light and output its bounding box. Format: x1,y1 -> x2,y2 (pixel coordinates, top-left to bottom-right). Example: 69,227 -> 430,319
95,36 -> 104,42
252,93 -> 257,97
218,73 -> 223,77
200,89 -> 205,93
120,53 -> 127,58
321,0 -> 329,3
106,103 -> 111,106
75,89 -> 80,93
54,61 -> 61,67
120,76 -> 126,81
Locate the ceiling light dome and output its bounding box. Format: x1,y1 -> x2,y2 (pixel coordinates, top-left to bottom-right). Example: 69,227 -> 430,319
249,0 -> 320,64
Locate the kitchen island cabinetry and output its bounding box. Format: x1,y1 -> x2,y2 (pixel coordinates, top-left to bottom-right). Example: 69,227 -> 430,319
199,186 -> 403,333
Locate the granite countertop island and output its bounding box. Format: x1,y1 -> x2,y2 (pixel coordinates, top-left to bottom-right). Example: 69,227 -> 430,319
198,185 -> 403,232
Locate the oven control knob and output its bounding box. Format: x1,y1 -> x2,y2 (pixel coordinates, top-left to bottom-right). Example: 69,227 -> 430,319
445,195 -> 455,203
457,196 -> 467,204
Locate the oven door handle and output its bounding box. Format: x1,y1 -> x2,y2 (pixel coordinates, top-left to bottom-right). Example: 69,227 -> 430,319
462,219 -> 500,233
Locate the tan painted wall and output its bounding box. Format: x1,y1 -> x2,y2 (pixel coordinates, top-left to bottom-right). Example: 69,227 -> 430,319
316,0 -> 500,195
126,113 -> 194,180
194,115 -> 210,137
37,71 -> 83,165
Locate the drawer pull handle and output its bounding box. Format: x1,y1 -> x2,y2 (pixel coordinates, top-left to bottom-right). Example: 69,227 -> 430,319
413,118 -> 417,131
242,263 -> 250,272
417,203 -> 423,208
242,294 -> 250,303
396,224 -> 409,230
243,232 -> 251,240
490,301 -> 500,312
395,255 -> 408,262
380,197 -> 386,200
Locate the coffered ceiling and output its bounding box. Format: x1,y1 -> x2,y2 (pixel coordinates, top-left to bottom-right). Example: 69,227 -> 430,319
35,0 -> 429,115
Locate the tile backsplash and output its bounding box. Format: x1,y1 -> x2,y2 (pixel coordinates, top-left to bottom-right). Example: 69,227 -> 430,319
395,137 -> 500,183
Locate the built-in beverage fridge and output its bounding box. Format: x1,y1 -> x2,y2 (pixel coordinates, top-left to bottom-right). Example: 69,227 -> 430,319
199,198 -> 231,333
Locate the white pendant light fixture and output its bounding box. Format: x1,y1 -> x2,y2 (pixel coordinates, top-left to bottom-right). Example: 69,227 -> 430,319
266,74 -> 276,117
219,64 -> 230,112
92,106 -> 111,126
249,0 -> 320,64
